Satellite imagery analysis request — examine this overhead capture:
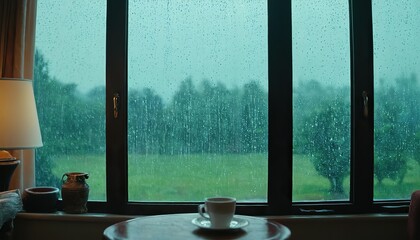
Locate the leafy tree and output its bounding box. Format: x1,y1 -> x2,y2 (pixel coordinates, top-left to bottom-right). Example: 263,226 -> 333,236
240,81 -> 268,153
33,50 -> 62,187
224,87 -> 243,153
196,80 -> 234,154
35,149 -> 61,188
128,88 -> 164,154
85,86 -> 106,153
300,82 -> 350,196
415,131 -> 420,165
167,78 -> 200,154
128,89 -> 143,153
374,75 -> 420,184
34,50 -> 106,186
293,80 -> 328,154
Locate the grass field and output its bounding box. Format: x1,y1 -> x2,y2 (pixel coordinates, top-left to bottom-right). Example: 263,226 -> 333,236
51,153 -> 420,202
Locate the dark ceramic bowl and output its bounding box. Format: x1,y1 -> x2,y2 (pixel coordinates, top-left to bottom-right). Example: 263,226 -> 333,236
23,187 -> 59,213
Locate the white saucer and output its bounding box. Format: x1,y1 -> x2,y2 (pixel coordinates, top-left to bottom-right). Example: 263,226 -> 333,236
192,216 -> 249,230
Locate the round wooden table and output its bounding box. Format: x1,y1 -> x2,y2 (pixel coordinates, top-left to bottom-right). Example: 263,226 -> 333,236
103,213 -> 291,240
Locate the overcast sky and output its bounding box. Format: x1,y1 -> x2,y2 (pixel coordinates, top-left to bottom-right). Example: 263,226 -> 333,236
35,0 -> 419,100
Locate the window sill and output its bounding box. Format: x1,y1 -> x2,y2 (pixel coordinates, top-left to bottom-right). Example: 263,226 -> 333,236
15,211 -> 133,223
15,211 -> 406,220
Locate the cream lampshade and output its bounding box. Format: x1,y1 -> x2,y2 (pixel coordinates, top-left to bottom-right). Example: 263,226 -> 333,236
0,78 -> 43,191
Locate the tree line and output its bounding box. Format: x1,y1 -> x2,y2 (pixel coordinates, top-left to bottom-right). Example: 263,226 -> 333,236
128,78 -> 267,155
33,50 -> 420,194
33,50 -> 267,157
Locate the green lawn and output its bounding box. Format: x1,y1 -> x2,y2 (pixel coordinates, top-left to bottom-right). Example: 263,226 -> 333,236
51,153 -> 420,202
127,153 -> 268,201
373,158 -> 420,200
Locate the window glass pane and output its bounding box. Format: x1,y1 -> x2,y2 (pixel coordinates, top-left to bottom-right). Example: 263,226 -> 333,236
292,0 -> 351,201
128,0 -> 268,202
373,0 -> 420,200
35,1 -> 106,200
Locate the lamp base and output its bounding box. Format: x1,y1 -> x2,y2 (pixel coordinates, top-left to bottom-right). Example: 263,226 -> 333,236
0,160 -> 20,192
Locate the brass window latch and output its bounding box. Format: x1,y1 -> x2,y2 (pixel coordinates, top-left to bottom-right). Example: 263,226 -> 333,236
113,93 -> 120,119
362,91 -> 368,118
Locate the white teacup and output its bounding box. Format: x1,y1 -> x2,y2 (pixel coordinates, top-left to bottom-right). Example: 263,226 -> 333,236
198,197 -> 236,229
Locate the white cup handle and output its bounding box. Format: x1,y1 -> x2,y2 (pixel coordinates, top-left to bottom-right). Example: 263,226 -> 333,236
198,204 -> 210,219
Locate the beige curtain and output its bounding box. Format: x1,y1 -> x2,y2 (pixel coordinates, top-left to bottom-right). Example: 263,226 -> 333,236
0,0 -> 38,192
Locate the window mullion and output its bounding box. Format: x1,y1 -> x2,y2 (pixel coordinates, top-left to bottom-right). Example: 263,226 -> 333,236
267,0 -> 293,215
349,0 -> 374,213
106,0 -> 129,214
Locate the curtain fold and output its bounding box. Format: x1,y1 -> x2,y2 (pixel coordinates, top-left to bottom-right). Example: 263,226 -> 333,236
0,0 -> 38,192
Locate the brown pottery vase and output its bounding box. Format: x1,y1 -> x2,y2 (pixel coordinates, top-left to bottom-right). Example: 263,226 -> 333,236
61,172 -> 89,213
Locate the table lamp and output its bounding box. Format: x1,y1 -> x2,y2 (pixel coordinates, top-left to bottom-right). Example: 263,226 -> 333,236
0,78 -> 43,192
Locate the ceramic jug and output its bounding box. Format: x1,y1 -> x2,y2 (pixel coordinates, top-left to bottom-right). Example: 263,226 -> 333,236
61,172 -> 89,213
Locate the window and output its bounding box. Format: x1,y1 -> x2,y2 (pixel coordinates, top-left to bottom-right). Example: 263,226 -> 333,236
292,0 -> 351,202
34,1 -> 107,201
372,0 -> 420,200
127,0 -> 268,202
34,0 -> 418,214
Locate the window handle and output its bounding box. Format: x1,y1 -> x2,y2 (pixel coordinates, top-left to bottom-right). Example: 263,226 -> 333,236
362,91 -> 368,118
113,93 -> 120,119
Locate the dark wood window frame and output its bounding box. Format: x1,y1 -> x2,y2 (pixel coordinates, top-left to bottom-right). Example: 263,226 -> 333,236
83,0 -> 411,215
